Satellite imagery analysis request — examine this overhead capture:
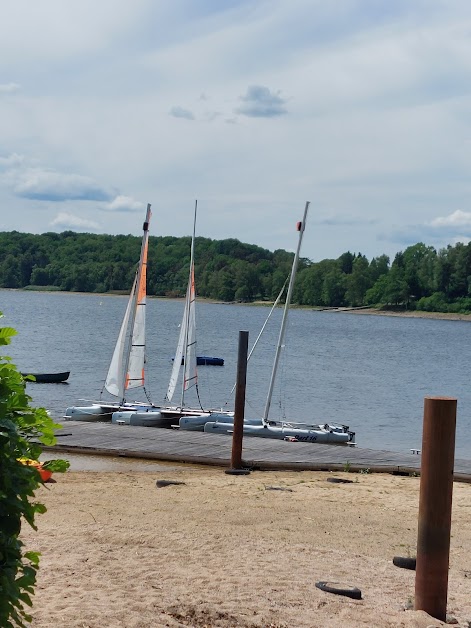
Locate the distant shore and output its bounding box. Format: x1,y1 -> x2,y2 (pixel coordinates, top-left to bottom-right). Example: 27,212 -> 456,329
3,288 -> 471,322
332,307 -> 471,322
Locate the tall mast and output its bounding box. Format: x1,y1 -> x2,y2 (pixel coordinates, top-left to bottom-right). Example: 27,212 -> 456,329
262,201 -> 310,425
120,203 -> 152,404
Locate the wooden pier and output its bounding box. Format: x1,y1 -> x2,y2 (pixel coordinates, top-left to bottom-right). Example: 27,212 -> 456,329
48,421 -> 471,482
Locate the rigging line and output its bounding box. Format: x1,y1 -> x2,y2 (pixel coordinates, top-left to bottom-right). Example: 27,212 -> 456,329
222,275 -> 290,408
195,383 -> 205,411
143,385 -> 153,404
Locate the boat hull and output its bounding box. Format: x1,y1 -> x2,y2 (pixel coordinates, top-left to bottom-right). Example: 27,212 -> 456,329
203,421 -> 354,444
111,410 -> 174,427
22,371 -> 70,383
179,413 -> 255,431
64,404 -> 113,421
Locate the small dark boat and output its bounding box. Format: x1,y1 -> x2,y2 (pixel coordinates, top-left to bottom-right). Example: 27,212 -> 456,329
175,356 -> 224,366
21,371 -> 70,383
196,356 -> 224,366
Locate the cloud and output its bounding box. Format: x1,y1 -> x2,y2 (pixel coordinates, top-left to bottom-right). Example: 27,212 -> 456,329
317,215 -> 378,227
0,83 -> 20,94
0,153 -> 24,169
380,211 -> 471,249
169,106 -> 195,120
103,195 -> 145,212
235,85 -> 287,118
50,212 -> 101,232
431,210 -> 471,228
14,169 -> 114,202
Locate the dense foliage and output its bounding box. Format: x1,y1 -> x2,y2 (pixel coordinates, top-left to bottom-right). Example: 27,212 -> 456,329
2,230 -> 471,313
0,315 -> 69,626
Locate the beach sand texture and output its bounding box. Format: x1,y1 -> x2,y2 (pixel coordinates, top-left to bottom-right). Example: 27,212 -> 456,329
22,468 -> 471,627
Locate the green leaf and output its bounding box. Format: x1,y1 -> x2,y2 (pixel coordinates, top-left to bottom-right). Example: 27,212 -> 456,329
41,459 -> 70,472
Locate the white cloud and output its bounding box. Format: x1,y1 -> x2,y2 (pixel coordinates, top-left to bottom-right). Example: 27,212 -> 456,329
14,169 -> 114,202
50,212 -> 101,232
0,153 -> 24,169
431,210 -> 471,228
104,195 -> 145,212
0,83 -> 20,94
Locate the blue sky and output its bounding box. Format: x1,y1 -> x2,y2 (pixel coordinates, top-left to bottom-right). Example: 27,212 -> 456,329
1,0 -> 471,262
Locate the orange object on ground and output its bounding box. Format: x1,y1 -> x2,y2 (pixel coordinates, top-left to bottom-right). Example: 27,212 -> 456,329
18,458 -> 53,482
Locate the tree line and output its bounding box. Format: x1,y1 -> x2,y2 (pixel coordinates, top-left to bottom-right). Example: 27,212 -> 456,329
1,230 -> 471,313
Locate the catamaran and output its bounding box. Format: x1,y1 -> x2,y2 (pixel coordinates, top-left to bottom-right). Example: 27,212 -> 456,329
64,202 -> 230,426
197,202 -> 356,444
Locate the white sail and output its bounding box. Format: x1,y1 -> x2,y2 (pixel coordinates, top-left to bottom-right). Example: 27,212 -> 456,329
104,274 -> 137,398
166,201 -> 198,404
104,204 -> 151,402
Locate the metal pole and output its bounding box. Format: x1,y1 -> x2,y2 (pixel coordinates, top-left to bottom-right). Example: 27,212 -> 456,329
225,331 -> 250,475
415,396 -> 457,622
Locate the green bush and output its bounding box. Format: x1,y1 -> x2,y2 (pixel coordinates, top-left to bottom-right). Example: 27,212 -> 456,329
0,314 -> 69,626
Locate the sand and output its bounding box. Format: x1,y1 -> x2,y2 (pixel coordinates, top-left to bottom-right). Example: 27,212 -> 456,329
22,466 -> 471,628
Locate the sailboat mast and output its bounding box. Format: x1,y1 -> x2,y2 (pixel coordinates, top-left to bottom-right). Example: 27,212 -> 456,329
180,199 -> 198,407
120,203 -> 152,404
262,201 -> 310,425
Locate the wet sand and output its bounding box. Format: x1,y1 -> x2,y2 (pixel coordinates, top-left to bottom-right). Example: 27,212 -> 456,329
22,466 -> 471,627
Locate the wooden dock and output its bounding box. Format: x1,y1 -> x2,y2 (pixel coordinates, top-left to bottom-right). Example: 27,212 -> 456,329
48,421 -> 471,482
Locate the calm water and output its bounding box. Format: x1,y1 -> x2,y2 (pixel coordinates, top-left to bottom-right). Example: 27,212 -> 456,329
2,289 -> 471,459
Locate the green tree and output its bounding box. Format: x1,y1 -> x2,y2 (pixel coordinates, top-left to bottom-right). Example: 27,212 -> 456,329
322,267 -> 346,307
345,255 -> 372,306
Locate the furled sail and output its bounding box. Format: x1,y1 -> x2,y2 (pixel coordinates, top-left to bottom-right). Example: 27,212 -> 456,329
104,204 -> 151,401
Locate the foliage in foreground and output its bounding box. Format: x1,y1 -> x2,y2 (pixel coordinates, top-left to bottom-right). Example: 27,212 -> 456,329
0,315 -> 69,626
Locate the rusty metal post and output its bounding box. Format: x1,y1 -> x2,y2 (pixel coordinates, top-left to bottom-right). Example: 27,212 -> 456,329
415,396 -> 457,622
225,331 -> 250,475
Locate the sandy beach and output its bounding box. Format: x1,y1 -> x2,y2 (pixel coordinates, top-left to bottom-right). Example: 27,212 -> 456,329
21,465 -> 471,627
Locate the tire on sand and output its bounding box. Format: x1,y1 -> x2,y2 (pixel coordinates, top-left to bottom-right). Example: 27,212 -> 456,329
393,556 -> 416,570
315,581 -> 362,600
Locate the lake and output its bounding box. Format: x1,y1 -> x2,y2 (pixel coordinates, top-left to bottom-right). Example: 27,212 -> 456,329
1,289 -> 470,459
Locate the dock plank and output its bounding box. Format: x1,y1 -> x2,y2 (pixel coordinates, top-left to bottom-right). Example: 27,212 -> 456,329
48,421 -> 471,481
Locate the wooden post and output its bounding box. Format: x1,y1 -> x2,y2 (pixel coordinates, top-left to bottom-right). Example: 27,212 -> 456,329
415,396 -> 457,622
225,331 -> 250,475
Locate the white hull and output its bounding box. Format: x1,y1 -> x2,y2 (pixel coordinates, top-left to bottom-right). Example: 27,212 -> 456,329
64,404 -> 113,422
179,411 -> 234,431
203,421 -> 354,444
111,410 -> 173,427
64,401 -> 158,421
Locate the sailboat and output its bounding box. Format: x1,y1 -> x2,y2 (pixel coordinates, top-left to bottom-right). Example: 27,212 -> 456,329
65,201 -> 229,426
202,202 -> 356,445
65,204 -> 157,422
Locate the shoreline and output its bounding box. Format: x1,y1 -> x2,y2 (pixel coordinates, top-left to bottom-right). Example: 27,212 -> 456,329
3,288 -> 471,321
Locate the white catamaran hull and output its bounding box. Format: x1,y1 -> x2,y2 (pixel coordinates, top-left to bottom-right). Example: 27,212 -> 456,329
64,404 -> 114,421
203,420 -> 354,444
64,401 -> 159,422
111,410 -> 173,427
178,412 -> 235,431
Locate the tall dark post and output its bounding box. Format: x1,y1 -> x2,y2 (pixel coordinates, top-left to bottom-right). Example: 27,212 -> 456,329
225,331 -> 250,475
415,396 -> 457,622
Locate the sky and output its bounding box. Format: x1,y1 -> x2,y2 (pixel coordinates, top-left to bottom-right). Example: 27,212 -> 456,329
1,0 -> 471,263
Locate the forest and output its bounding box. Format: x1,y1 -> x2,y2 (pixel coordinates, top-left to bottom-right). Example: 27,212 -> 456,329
1,230 -> 471,313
